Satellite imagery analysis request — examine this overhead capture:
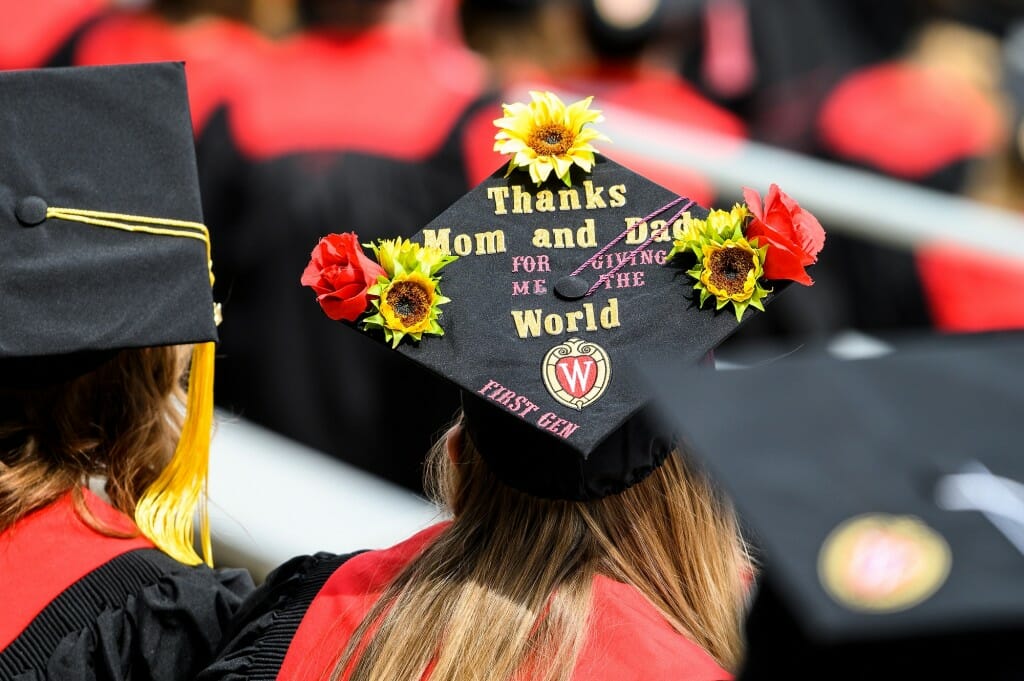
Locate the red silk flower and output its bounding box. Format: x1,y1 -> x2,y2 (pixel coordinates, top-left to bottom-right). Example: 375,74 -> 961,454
743,184 -> 825,285
301,233 -> 386,321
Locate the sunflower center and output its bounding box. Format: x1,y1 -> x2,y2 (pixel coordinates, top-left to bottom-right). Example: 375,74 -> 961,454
708,247 -> 755,295
386,280 -> 431,326
528,124 -> 574,156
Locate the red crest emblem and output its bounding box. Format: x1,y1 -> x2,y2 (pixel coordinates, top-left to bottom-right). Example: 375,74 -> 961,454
542,338 -> 610,410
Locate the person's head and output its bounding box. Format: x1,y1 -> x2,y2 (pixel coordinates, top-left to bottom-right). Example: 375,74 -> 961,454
431,416 -> 750,667
0,345 -> 189,534
582,0 -> 667,61
333,413 -> 749,680
0,63 -> 221,565
300,91 -> 825,679
298,0 -> 400,29
459,0 -> 678,82
459,0 -> 594,81
151,0 -> 252,23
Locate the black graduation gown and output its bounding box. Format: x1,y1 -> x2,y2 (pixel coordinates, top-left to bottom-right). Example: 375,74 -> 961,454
0,490 -> 253,681
195,25 -> 500,492
194,552 -> 355,681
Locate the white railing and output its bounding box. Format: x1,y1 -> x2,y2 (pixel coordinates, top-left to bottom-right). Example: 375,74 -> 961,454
208,413 -> 441,580
526,88 -> 1024,262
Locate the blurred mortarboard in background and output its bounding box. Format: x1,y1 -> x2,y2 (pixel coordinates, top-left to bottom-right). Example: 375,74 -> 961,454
642,333 -> 1024,680
0,62 -> 219,566
301,90 -> 825,501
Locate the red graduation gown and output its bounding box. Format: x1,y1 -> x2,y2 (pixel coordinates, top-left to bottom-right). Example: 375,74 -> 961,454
204,523 -> 733,681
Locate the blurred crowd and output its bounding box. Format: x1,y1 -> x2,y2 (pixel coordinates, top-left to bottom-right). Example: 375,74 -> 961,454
4,0 -> 1022,492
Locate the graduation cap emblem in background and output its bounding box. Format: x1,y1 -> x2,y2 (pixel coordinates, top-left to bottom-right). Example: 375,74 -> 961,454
302,90 -> 825,500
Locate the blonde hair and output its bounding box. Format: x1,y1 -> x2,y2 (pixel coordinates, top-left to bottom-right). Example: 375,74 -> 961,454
0,346 -> 187,536
334,416 -> 750,680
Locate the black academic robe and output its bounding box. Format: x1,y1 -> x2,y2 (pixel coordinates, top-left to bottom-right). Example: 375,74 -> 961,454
0,490 -> 253,681
195,24 -> 501,491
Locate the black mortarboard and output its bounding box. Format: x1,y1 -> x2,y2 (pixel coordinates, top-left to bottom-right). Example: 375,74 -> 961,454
395,155 -> 740,501
301,92 -> 825,500
644,334 -> 1024,679
0,61 -> 217,380
0,62 -> 219,566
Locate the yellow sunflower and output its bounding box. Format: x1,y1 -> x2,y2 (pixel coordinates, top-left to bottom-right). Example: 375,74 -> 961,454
364,271 -> 449,347
370,237 -> 455,278
493,91 -> 608,186
666,205 -> 750,261
700,240 -> 761,300
689,237 -> 769,322
668,207 -> 769,322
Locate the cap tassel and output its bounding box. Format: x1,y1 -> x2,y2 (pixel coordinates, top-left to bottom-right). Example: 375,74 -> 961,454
134,341 -> 215,566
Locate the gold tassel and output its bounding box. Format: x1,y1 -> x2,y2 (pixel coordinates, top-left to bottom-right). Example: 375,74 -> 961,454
135,341 -> 215,566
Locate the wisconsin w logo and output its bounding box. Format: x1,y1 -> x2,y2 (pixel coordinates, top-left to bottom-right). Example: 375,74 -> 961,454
558,357 -> 595,394
542,338 -> 610,410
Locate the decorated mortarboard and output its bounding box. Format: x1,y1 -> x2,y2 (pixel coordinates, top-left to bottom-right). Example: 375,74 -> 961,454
0,62 -> 220,566
301,90 -> 825,500
642,335 -> 1024,679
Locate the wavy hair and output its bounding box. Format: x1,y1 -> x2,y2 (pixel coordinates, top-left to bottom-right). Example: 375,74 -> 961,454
0,346 -> 187,535
333,416 -> 750,680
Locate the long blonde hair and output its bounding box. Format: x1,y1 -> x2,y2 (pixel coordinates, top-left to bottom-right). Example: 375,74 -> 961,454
334,416 -> 750,681
0,346 -> 187,536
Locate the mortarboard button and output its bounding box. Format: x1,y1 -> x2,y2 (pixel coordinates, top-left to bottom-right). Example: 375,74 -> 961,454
553,274 -> 591,300
15,196 -> 48,226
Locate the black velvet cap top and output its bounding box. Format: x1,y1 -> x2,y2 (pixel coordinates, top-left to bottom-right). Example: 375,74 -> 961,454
0,62 -> 217,383
644,334 -> 1024,679
384,156 -> 787,500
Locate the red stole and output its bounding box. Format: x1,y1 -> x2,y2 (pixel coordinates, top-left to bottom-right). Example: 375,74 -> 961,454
0,0 -> 105,69
280,523 -> 732,680
0,489 -> 154,650
71,13 -> 272,134
224,26 -> 487,162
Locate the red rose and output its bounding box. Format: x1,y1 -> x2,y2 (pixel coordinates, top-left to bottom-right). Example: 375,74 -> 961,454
300,233 -> 387,321
744,184 -> 826,285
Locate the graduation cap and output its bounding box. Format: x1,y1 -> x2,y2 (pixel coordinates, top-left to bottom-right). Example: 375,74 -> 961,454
642,334 -> 1024,679
300,91 -> 825,500
0,62 -> 218,565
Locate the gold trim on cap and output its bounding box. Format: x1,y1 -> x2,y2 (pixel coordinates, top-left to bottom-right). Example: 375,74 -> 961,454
46,207 -> 214,286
